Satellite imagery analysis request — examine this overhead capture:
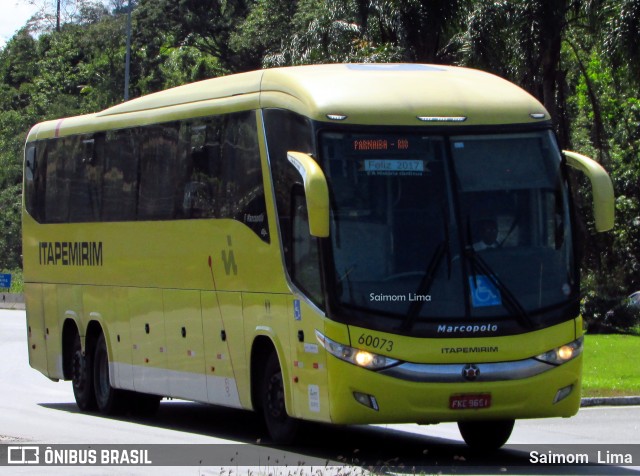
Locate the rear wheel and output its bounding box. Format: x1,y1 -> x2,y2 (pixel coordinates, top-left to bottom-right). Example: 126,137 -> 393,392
261,352 -> 299,444
93,334 -> 127,415
458,419 -> 515,450
71,332 -> 97,411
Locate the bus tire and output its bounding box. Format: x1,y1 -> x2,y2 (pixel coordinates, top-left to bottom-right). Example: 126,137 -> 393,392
457,419 -> 515,450
93,333 -> 127,415
71,332 -> 97,411
261,351 -> 299,444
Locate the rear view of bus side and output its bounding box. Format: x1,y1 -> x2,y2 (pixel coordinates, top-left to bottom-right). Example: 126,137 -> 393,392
22,64 -> 614,449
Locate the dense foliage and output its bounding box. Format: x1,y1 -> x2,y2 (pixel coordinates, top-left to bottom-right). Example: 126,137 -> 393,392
1,0 -> 639,331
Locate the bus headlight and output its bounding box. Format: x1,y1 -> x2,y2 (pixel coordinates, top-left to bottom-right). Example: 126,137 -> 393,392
535,337 -> 583,365
315,330 -> 399,370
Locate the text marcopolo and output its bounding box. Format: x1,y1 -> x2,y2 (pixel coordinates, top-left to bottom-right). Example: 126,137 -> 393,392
437,324 -> 498,334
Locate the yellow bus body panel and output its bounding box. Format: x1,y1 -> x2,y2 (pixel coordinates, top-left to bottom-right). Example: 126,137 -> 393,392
347,320 -> 578,364
22,213 -> 287,293
24,284 -> 48,377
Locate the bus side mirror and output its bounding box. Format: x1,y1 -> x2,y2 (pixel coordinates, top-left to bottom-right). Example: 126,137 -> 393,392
287,151 -> 330,237
563,150 -> 615,232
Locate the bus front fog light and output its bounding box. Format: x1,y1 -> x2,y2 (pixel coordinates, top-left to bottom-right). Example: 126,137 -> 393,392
353,392 -> 379,411
553,384 -> 574,404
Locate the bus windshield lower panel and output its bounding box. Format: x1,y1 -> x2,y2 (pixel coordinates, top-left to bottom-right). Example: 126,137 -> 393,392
318,129 -> 577,335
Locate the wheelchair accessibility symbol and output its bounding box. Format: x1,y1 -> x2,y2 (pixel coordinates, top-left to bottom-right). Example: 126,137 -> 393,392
469,276 -> 502,307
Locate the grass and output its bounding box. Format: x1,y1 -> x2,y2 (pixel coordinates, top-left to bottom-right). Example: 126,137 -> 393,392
582,334 -> 640,397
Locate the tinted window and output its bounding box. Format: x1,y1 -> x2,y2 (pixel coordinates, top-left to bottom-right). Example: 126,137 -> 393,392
24,144 -> 47,223
138,123 -> 182,220
263,109 -> 319,302
182,112 -> 269,241
223,113 -> 267,239
23,111 -> 269,242
102,129 -> 139,221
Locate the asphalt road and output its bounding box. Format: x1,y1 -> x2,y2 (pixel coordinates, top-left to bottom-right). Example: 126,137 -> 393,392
1,309 -> 638,475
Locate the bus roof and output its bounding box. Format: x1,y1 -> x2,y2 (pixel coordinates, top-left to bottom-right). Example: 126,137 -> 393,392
27,64 -> 550,140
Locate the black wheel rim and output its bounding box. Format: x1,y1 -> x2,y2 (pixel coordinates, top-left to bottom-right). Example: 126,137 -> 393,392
72,349 -> 87,392
266,371 -> 286,422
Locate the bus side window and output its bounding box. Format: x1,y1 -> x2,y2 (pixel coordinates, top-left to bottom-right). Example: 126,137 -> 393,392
68,135 -> 102,223
221,112 -> 269,242
182,118 -> 223,219
44,139 -> 69,223
291,190 -> 323,306
183,146 -> 214,218
263,108 -> 315,265
24,144 -> 47,223
102,129 -> 138,222
138,123 -> 180,220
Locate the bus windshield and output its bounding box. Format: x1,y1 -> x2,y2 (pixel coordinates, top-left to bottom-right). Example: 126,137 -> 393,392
318,129 -> 576,332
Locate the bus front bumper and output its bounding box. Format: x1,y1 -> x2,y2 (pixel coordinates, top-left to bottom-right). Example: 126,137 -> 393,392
326,355 -> 582,424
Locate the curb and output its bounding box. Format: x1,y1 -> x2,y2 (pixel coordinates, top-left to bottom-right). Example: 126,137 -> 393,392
581,396 -> 640,407
0,293 -> 25,310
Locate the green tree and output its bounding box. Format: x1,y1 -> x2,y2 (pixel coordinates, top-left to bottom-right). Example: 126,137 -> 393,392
562,1 -> 640,330
231,0 -> 298,65
605,0 -> 640,82
135,0 -> 258,73
452,0 -> 610,148
262,0 -> 408,66
389,0 -> 465,63
0,32 -> 42,269
0,109 -> 31,270
24,0 -> 107,32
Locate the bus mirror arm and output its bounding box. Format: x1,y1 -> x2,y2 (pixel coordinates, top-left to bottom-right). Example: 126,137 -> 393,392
286,151 -> 330,237
563,150 -> 615,233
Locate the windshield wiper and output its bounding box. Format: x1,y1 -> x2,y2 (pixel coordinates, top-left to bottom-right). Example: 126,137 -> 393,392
464,246 -> 534,329
401,212 -> 453,331
401,239 -> 448,332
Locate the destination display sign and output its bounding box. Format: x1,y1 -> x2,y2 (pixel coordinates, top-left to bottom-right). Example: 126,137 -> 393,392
364,159 -> 424,174
352,137 -> 411,152
346,135 -> 431,176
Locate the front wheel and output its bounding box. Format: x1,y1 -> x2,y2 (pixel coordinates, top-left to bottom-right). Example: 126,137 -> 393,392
458,419 -> 515,450
93,334 -> 127,415
261,352 -> 299,444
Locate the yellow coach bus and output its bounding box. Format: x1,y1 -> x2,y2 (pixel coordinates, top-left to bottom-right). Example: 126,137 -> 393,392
23,64 -> 614,449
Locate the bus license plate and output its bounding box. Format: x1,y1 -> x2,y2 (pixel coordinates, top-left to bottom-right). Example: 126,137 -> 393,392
449,393 -> 491,410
